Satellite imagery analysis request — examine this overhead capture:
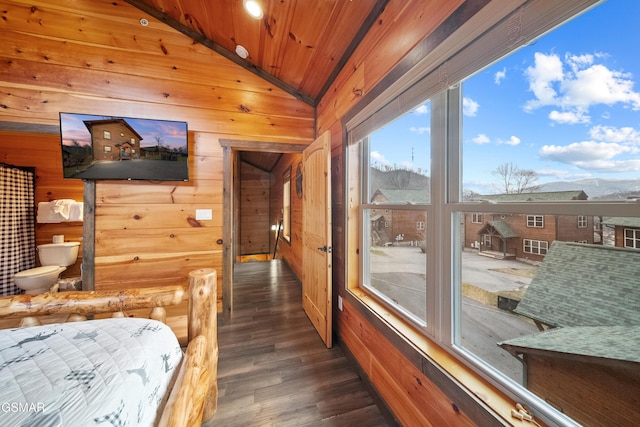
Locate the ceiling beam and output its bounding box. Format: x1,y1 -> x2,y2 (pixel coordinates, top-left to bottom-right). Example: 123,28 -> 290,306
124,0 -> 316,107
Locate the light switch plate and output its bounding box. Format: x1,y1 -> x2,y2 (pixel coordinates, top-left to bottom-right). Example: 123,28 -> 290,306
195,209 -> 212,220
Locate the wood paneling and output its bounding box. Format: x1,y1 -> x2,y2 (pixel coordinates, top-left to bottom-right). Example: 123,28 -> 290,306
339,297 -> 476,427
0,0 -> 314,305
129,0 -> 384,102
270,152 -> 303,281
239,161 -> 270,255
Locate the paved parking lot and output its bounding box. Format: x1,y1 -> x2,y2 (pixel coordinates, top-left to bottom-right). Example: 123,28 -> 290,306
369,245 -> 539,382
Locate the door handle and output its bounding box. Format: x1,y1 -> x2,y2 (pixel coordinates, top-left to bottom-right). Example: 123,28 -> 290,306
317,246 -> 333,253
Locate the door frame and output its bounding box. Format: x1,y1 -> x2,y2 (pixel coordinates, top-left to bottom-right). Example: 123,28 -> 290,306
220,139 -> 308,318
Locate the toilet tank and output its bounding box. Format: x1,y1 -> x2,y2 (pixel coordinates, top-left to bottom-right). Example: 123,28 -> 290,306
38,242 -> 80,267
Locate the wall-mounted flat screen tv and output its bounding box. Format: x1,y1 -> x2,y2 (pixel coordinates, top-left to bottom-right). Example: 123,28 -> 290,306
59,112 -> 189,181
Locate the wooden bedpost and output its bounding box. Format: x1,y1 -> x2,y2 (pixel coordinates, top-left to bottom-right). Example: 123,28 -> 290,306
188,268 -> 218,421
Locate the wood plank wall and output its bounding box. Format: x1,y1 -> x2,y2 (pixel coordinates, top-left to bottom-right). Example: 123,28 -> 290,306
315,0 -> 494,425
0,0 -> 314,302
239,161 -> 270,256
2,0 -> 510,424
270,152 -> 303,281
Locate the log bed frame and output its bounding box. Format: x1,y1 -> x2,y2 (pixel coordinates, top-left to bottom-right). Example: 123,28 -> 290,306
0,268 -> 218,427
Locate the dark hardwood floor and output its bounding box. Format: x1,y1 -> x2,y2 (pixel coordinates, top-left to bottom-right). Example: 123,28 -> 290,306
204,260 -> 391,427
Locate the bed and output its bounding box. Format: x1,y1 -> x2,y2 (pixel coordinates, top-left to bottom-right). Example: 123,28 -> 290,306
0,268 -> 217,427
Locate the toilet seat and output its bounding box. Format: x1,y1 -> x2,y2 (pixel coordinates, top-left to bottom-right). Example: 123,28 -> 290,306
15,265 -> 61,279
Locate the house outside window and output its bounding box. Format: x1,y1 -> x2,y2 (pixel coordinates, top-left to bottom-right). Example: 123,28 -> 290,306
103,130 -> 111,139
471,213 -> 482,223
526,215 -> 544,228
417,221 -> 425,230
345,1 -> 640,426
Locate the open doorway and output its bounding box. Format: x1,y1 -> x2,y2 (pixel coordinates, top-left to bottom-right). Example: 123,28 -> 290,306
219,140 -> 307,318
237,150 -> 304,265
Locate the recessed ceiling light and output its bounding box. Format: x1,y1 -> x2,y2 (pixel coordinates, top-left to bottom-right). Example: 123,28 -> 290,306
243,0 -> 264,19
235,45 -> 249,59
139,18 -> 149,26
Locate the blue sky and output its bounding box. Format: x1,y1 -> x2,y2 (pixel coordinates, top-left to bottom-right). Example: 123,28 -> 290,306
370,0 -> 640,194
60,113 -> 188,150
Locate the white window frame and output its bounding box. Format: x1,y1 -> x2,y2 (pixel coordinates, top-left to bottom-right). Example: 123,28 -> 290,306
471,213 -> 483,223
344,1 -> 637,426
523,239 -> 548,255
624,228 -> 640,249
577,215 -> 587,228
103,130 -> 111,140
526,215 -> 544,228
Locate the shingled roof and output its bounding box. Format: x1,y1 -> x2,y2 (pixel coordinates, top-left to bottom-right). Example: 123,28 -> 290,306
500,326 -> 640,365
603,216 -> 640,228
501,241 -> 640,364
476,220 -> 518,238
471,190 -> 588,202
371,188 -> 430,204
514,241 -> 640,328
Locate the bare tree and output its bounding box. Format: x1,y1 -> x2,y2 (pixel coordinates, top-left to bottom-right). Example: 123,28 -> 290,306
492,162 -> 541,194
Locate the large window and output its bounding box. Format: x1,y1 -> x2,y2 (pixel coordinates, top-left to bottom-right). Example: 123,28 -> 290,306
347,1 -> 640,426
361,106 -> 431,326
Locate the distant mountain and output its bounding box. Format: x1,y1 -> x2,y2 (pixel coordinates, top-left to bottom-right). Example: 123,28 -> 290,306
540,178 -> 640,200
370,168 -> 430,193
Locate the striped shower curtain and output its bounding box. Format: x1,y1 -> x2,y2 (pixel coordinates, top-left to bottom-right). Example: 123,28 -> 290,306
0,164 -> 36,296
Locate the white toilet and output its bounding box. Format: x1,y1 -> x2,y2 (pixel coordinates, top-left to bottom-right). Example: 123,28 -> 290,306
14,242 -> 80,294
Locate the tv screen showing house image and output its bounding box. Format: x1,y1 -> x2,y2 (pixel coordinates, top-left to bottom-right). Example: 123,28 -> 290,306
59,112 -> 189,181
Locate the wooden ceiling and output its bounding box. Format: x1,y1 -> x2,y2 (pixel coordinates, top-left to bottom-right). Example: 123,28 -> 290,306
126,0 -> 388,107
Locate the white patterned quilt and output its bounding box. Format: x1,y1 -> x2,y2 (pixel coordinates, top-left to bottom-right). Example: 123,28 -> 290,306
0,318 -> 183,426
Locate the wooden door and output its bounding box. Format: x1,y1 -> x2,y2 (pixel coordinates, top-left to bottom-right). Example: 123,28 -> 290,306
302,131 -> 332,348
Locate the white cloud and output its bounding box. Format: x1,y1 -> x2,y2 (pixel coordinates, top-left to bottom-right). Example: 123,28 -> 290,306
463,97 -> 479,117
539,140 -> 631,163
370,151 -> 389,165
548,110 -> 590,124
498,136 -> 521,146
562,64 -> 640,110
524,52 -> 564,111
507,136 -> 521,146
523,51 -> 640,124
566,53 -> 594,71
413,104 -> 429,115
572,158 -> 640,172
471,134 -> 490,144
538,124 -> 640,173
494,67 -> 507,85
409,126 -> 430,135
589,125 -> 640,145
